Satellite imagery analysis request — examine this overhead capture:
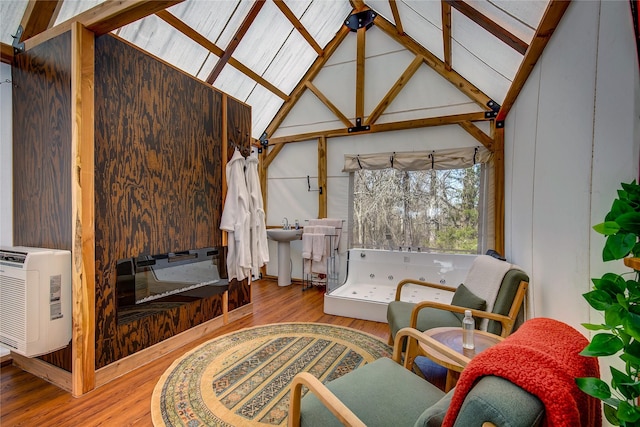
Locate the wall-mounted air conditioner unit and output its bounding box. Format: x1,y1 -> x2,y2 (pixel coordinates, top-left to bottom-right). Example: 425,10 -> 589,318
0,246 -> 71,357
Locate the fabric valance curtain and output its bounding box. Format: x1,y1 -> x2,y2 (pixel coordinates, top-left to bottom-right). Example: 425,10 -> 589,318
342,146 -> 492,172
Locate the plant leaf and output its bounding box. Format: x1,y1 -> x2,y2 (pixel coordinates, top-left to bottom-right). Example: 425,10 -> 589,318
581,322 -> 610,331
616,400 -> 640,422
604,234 -> 636,261
593,273 -> 626,295
576,377 -> 611,400
604,402 -> 621,426
605,305 -> 627,330
616,212 -> 640,235
624,312 -> 640,341
580,333 -> 624,356
594,221 -> 622,236
610,367 -> 640,400
584,290 -> 614,311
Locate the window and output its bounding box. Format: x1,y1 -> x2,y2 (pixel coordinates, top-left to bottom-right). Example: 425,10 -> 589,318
349,163 -> 488,254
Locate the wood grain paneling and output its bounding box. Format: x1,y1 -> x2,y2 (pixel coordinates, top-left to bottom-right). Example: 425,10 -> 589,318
12,32 -> 73,371
93,34 -> 232,368
12,32 -> 72,251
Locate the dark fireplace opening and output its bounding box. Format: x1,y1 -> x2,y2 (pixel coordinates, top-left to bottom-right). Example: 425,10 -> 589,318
115,246 -> 228,324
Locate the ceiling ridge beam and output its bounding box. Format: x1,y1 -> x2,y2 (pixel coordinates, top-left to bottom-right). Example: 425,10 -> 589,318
156,10 -> 288,101
206,0 -> 265,85
268,111 -> 489,145
264,24 -> 351,138
445,0 -> 528,55
497,0 -> 570,121
365,54 -> 424,126
273,0 -> 323,55
373,13 -> 493,110
305,81 -> 353,128
24,0 -> 184,51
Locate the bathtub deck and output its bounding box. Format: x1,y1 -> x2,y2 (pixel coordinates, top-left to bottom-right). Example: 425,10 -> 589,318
323,250 -> 475,323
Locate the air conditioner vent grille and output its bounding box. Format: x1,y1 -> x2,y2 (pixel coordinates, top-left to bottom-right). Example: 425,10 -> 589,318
0,274 -> 26,341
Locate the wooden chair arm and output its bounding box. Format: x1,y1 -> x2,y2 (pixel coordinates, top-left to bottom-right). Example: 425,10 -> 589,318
409,301 -> 516,337
394,278 -> 457,301
394,327 -> 471,368
288,372 -> 366,427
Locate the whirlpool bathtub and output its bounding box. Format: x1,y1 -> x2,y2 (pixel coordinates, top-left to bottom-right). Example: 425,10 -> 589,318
324,249 -> 477,323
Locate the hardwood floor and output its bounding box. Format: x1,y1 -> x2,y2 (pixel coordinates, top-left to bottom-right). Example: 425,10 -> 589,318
0,279 -> 390,426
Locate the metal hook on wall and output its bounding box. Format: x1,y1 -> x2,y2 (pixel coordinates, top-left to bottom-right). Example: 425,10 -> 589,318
307,175 -> 323,194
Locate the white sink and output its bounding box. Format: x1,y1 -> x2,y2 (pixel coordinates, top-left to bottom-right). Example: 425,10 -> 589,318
267,229 -> 302,242
267,229 -> 302,286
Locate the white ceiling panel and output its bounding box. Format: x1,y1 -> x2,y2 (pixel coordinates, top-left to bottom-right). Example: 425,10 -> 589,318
0,1 -> 28,44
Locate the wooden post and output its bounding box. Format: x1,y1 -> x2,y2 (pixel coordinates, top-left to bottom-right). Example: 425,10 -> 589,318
494,126 -> 505,255
70,22 -> 96,396
318,136 -> 327,218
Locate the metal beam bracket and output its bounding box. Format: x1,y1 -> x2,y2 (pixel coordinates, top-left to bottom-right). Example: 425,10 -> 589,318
344,10 -> 377,32
12,25 -> 25,54
487,99 -> 501,112
348,118 -> 370,133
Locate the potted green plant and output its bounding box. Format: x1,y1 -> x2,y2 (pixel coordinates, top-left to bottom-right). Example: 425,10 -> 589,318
577,180 -> 640,426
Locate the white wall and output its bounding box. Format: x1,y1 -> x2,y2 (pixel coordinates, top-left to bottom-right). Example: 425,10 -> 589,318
0,62 -> 12,247
505,1 -> 639,331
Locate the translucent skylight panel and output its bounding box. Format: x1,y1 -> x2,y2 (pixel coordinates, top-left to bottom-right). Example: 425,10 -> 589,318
452,42 -> 511,104
262,29 -> 317,94
299,0 -> 352,48
233,0 -> 294,76
167,0 -> 240,46
466,0 -> 547,44
196,54 -> 217,82
282,0 -> 312,17
363,0 -> 396,25
215,63 -> 257,101
246,85 -> 284,138
215,0 -> 256,49
117,15 -> 210,78
54,0 -> 106,26
452,11 -> 521,82
397,1 -> 444,61
0,1 -> 28,44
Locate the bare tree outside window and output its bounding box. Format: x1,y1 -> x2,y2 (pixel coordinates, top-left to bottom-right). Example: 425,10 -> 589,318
350,164 -> 483,254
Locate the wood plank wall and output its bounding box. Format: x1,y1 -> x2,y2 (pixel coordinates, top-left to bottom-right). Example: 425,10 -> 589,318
93,34 -> 234,368
12,31 -> 252,372
12,32 -> 74,371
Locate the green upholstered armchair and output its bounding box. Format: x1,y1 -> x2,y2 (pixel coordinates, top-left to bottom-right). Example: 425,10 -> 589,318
288,327 -> 545,427
289,319 -> 601,427
386,255 -> 529,345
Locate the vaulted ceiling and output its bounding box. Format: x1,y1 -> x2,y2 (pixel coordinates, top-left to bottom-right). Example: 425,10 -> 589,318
0,0 -> 569,141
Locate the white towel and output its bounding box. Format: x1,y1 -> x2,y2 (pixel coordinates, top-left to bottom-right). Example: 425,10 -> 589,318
464,255 -> 513,330
312,234 -> 324,262
308,219 -> 342,250
302,233 -> 313,260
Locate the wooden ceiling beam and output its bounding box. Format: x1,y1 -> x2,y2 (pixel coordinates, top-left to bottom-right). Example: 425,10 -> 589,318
1,43 -> 13,64
156,10 -> 288,101
374,13 -> 493,110
24,0 -> 184,50
497,0 -> 570,121
441,1 -> 452,71
355,27 -> 366,119
305,81 -> 353,128
273,0 -> 323,55
206,0 -> 264,85
19,0 -> 62,42
264,25 -> 351,138
268,111 -> 489,145
389,0 -> 404,35
458,120 -> 494,151
445,0 -> 528,55
365,54 -> 423,126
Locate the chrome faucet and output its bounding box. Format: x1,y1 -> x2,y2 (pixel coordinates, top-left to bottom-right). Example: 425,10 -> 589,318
282,217 -> 290,230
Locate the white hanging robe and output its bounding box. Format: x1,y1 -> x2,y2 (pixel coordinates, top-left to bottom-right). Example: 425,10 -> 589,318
245,155 -> 269,277
220,148 -> 251,282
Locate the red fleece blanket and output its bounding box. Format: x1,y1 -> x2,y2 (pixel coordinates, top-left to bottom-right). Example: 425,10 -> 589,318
442,317 -> 601,427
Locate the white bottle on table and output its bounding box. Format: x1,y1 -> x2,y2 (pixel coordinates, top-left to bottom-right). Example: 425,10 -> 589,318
462,309 -> 475,350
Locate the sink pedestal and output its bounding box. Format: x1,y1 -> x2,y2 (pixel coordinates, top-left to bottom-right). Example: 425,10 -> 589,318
276,242 -> 292,287
266,229 -> 302,287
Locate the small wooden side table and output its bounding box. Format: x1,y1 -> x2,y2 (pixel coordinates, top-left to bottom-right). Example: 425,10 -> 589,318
419,326 -> 504,391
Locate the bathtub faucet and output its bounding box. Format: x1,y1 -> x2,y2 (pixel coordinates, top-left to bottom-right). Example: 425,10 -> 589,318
282,217 -> 290,230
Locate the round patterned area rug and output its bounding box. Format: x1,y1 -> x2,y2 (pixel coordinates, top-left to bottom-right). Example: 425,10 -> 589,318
151,322 -> 392,426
